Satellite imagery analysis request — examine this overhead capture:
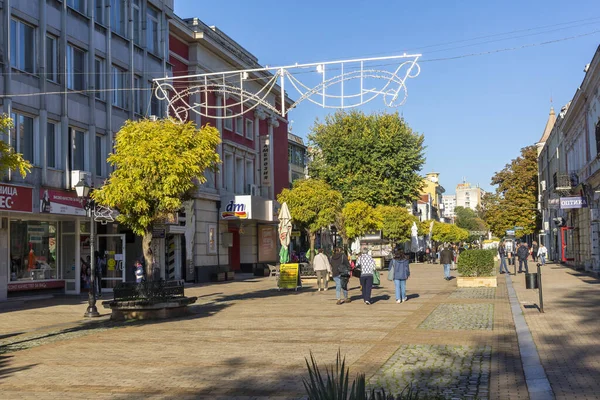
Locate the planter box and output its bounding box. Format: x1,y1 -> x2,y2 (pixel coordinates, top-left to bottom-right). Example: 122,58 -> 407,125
211,272 -> 226,282
457,276 -> 497,288
225,271 -> 235,281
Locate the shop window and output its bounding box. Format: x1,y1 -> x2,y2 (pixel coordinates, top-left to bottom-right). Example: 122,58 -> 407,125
10,221 -> 58,282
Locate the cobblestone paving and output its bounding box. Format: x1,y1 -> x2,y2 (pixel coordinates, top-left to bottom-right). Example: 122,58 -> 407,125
419,304 -> 494,331
449,288 -> 496,299
369,344 -> 492,399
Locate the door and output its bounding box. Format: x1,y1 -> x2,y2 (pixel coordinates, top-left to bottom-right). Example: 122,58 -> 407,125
97,234 -> 126,290
228,229 -> 240,271
62,233 -> 78,294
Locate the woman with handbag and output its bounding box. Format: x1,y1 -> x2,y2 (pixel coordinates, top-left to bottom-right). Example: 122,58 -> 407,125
390,250 -> 410,303
330,247 -> 351,305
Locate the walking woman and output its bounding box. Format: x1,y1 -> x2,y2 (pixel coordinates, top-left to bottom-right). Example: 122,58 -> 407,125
356,247 -> 376,305
330,247 -> 351,304
391,250 -> 411,303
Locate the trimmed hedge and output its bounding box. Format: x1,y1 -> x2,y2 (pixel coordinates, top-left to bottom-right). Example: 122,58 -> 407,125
457,249 -> 495,277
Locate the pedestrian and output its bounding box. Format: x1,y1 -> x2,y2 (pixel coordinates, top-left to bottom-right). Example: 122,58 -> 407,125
356,246 -> 376,305
330,247 -> 351,304
391,250 -> 410,303
94,251 -> 106,297
531,241 -> 539,263
537,243 -> 548,266
498,242 -> 510,274
312,248 -> 331,292
134,260 -> 145,283
439,245 -> 454,280
517,242 -> 529,273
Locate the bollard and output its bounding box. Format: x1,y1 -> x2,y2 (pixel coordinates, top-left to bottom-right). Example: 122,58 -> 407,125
537,263 -> 544,313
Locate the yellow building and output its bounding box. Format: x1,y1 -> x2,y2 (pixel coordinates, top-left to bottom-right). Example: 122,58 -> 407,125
421,172 -> 445,208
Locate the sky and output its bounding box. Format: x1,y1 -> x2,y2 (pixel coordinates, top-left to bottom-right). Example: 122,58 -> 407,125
175,0 -> 600,194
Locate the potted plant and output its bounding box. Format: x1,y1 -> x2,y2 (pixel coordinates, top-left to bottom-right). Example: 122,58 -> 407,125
457,249 -> 497,287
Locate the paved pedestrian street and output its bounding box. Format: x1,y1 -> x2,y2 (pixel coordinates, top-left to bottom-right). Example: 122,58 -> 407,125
1,262 -> 599,399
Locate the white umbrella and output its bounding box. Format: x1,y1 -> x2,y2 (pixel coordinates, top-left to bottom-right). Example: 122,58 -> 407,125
278,202 -> 292,263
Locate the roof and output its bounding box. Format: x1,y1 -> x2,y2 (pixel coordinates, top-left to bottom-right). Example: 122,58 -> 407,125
539,106 -> 556,143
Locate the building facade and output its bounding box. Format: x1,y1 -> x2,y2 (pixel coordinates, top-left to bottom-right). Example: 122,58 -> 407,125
420,172 -> 444,221
0,0 -> 173,300
288,132 -> 307,187
455,182 -> 485,211
168,16 -> 291,281
442,194 -> 456,222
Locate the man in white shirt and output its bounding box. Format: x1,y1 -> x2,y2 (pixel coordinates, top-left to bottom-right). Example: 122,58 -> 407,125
312,248 -> 331,292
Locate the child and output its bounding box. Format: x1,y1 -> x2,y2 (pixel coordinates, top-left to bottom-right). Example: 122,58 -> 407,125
134,260 -> 145,283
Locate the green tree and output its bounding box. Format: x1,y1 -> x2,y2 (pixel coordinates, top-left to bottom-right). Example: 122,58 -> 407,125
308,110 -> 425,207
0,114 -> 32,178
480,146 -> 539,238
93,118 -> 221,278
338,200 -> 381,245
376,205 -> 416,244
277,179 -> 342,260
431,222 -> 469,243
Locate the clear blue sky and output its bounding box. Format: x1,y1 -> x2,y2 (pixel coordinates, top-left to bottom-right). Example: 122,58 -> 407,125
175,0 -> 600,194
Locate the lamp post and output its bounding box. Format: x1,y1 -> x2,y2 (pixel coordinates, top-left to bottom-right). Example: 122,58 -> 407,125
75,179 -> 100,318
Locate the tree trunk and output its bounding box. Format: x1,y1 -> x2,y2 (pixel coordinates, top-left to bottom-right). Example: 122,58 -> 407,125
309,231 -> 316,263
142,230 -> 154,281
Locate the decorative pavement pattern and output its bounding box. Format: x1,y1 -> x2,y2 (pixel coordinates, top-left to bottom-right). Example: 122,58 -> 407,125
449,288 -> 497,299
419,304 -> 494,331
369,344 -> 492,400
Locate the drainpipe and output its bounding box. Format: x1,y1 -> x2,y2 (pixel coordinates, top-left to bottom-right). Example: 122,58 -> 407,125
4,0 -> 13,181
216,201 -> 221,268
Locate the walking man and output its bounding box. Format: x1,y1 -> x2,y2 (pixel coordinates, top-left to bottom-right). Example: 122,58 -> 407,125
498,242 -> 510,274
439,245 -> 454,280
356,247 -> 376,304
313,248 -> 331,292
531,241 -> 539,263
517,242 -> 529,273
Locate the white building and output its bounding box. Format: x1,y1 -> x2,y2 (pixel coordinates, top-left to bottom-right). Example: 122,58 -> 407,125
455,182 -> 485,211
442,194 -> 456,221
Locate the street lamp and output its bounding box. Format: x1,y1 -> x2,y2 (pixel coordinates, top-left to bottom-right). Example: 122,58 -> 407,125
75,178 -> 100,318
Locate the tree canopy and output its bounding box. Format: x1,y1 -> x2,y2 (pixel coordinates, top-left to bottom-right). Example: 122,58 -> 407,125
376,205 -> 416,243
480,145 -> 539,238
93,118 -> 221,275
340,200 -> 381,243
308,110 -> 425,207
454,206 -> 487,232
277,179 -> 342,257
0,114 -> 32,178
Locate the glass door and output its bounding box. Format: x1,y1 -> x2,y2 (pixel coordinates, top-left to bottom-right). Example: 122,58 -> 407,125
61,232 -> 78,294
97,234 -> 126,290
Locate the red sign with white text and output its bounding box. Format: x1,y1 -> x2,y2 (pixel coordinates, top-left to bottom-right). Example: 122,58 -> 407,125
40,188 -> 86,216
0,183 -> 33,213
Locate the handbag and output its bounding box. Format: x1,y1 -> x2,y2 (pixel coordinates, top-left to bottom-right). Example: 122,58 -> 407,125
373,269 -> 380,286
387,260 -> 395,281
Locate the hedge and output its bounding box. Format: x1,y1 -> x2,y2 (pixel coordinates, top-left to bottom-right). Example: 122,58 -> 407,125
457,249 -> 495,277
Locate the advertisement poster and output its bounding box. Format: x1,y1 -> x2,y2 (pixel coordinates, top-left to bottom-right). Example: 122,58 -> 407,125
258,225 -> 277,262
207,223 -> 217,254
40,188 -> 86,216
0,183 -> 33,213
278,263 -> 299,290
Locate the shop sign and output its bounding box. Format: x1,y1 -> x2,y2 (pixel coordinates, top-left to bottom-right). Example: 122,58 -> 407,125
258,225 -> 278,262
8,280 -> 65,292
549,198 -> 560,209
0,183 -> 33,213
260,135 -> 271,187
278,263 -> 300,290
560,196 -> 588,209
40,188 -> 85,216
291,231 -> 301,237
152,227 -> 166,238
221,198 -> 250,220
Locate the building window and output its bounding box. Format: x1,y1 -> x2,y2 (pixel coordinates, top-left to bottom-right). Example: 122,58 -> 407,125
245,119 -> 254,140
71,128 -> 86,171
95,58 -> 105,100
110,0 -> 126,37
245,160 -> 254,192
94,0 -> 105,24
224,153 -> 234,191
67,0 -> 86,14
46,35 -> 58,82
67,45 -> 86,91
96,135 -> 104,176
595,121 -> 600,157
9,221 -> 58,282
235,116 -> 243,135
10,113 -> 35,164
47,122 -> 57,169
224,109 -> 233,130
146,6 -> 160,55
150,81 -> 160,116
132,0 -> 142,45
235,157 -> 244,193
112,66 -> 126,108
10,19 -> 35,73
133,76 -> 142,114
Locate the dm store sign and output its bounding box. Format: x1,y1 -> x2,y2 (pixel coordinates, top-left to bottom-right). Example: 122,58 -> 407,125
221,200 -> 249,220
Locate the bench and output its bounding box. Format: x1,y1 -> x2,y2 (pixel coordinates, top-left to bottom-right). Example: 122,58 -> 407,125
102,280 -> 197,321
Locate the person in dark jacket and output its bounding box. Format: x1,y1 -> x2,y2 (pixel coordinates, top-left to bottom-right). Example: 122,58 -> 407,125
517,242 -> 529,273
391,250 -> 410,303
531,241 -> 539,263
439,245 -> 454,280
498,243 -> 509,274
330,247 -> 351,305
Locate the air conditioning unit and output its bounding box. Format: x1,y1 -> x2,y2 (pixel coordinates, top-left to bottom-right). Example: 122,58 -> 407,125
71,170 -> 92,189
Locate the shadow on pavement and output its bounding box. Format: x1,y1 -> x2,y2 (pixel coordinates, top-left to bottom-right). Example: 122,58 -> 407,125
0,355 -> 37,381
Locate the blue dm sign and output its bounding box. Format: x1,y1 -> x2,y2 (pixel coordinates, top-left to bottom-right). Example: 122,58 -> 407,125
560,196 -> 588,209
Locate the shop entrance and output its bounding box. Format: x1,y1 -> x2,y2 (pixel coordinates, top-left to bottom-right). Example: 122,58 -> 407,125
228,229 -> 240,271
97,234 -> 126,290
